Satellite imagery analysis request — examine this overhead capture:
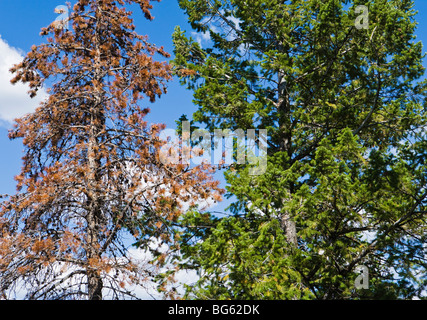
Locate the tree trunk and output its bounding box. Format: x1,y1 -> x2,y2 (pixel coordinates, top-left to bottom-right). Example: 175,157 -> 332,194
278,61 -> 298,247
86,124 -> 103,300
88,272 -> 103,300
86,1 -> 104,299
281,213 -> 298,247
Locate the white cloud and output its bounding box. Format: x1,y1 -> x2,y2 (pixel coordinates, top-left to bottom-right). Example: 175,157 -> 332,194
2,239 -> 200,300
124,245 -> 200,300
0,35 -> 47,127
191,31 -> 212,47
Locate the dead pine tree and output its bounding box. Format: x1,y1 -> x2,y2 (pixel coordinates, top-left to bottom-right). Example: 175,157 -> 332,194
0,0 -> 222,300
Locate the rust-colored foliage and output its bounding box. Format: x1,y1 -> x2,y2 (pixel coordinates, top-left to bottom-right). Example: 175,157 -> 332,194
0,0 -> 223,300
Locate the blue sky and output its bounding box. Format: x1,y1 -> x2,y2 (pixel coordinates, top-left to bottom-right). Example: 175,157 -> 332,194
1,0 -> 427,209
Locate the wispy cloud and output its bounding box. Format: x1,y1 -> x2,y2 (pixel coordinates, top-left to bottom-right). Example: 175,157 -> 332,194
190,13 -> 247,54
0,36 -> 47,127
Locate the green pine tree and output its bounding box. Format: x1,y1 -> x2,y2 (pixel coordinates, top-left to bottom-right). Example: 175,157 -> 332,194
173,0 -> 427,299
